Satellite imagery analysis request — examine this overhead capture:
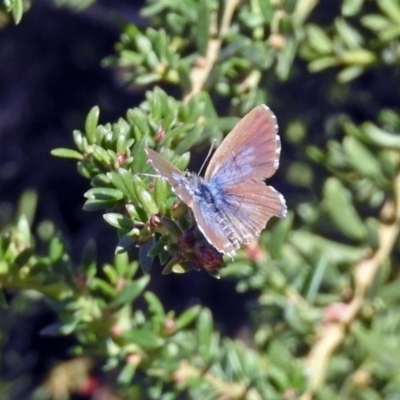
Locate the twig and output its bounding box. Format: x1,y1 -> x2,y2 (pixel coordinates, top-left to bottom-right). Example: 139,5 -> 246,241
183,0 -> 240,103
300,173 -> 400,400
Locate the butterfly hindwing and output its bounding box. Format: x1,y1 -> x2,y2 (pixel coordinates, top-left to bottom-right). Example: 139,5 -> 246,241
191,201 -> 239,256
221,180 -> 287,245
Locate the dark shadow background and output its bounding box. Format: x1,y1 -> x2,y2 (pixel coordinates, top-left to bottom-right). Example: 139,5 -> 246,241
0,1 -> 256,398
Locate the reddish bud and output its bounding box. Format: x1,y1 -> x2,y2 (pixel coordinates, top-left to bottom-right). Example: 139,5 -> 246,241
269,33 -> 285,49
148,213 -> 162,227
155,126 -> 165,143
164,318 -> 176,334
173,252 -> 187,262
73,273 -> 87,289
117,153 -> 127,166
127,353 -> 141,366
77,376 -> 101,396
193,240 -> 224,272
323,302 -> 350,324
177,229 -> 196,250
245,241 -> 265,261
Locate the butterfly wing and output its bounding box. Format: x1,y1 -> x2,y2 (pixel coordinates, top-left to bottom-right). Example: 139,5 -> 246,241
205,105 -> 280,184
191,201 -> 239,257
145,148 -> 194,206
204,105 -> 286,253
220,181 -> 287,246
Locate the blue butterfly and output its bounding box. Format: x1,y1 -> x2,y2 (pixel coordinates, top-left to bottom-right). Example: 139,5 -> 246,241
146,105 -> 287,257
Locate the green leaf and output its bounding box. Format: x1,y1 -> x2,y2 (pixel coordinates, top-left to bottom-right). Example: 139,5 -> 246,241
147,239 -> 165,257
83,198 -> 117,211
131,138 -> 147,175
172,262 -> 193,274
11,0 -> 24,24
361,122 -> 400,149
194,0 -> 210,56
73,130 -> 85,151
85,106 -> 100,144
337,65 -> 364,83
306,24 -> 333,54
196,309 -> 214,357
51,148 -> 84,160
139,238 -> 155,273
161,217 -> 182,237
343,136 -> 385,182
144,291 -> 165,319
109,169 -> 138,202
117,363 -> 137,385
154,176 -> 171,212
323,178 -> 368,241
49,235 -> 65,263
288,230 -> 365,263
175,305 -> 201,331
379,0 -> 400,24
136,186 -> 159,215
15,248 -> 33,267
116,236 -> 136,254
159,251 -> 171,267
84,187 -> 124,201
108,277 -> 150,309
103,213 -> 135,230
342,0 -> 364,16
123,329 -> 164,350
361,14 -> 393,32
162,257 -> 179,274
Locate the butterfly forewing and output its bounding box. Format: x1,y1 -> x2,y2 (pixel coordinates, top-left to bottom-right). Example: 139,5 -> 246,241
145,148 -> 194,206
205,105 -> 280,185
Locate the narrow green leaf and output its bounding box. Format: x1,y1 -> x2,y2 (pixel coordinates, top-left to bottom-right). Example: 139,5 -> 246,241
84,187 -> 124,201
175,305 -> 201,331
136,186 -> 159,215
196,309 -> 214,353
83,199 -> 117,211
144,291 -> 165,318
103,213 -> 134,230
116,236 -> 136,254
131,138 -> 147,175
51,148 -> 84,160
139,238 -> 155,273
85,106 -> 100,144
195,0 -> 210,55
12,0 -> 24,24
306,24 -> 333,54
49,235 -> 65,263
15,248 -> 33,267
323,178 -> 368,241
108,276 -> 150,309
343,136 -> 385,182
379,0 -> 400,24
148,239 -> 165,257
162,257 -> 179,274
123,329 -> 164,349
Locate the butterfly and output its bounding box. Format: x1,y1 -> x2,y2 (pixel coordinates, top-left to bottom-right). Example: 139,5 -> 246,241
145,105 -> 287,257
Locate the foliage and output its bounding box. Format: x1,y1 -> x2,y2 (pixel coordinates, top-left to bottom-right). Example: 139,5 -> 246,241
2,0 -> 400,399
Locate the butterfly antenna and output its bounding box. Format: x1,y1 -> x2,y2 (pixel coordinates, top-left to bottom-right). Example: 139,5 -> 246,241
198,139 -> 217,175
